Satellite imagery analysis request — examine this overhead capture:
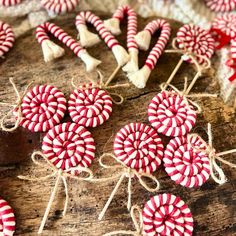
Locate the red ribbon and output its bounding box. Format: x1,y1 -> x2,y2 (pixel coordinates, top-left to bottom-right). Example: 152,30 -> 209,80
209,28 -> 231,50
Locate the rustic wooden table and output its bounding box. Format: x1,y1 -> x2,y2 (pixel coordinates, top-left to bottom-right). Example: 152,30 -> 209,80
0,14 -> 235,236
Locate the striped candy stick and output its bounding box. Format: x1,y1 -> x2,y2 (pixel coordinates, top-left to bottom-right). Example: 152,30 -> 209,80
36,22 -> 101,72
128,19 -> 171,88
0,0 -> 22,6
104,5 -> 139,73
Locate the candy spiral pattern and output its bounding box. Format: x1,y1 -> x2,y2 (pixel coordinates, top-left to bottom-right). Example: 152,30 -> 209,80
114,123 -> 164,173
42,122 -> 95,175
148,91 -> 197,137
143,193 -> 194,236
68,88 -> 113,128
0,21 -> 14,57
204,0 -> 236,12
19,85 -> 66,132
164,135 -> 210,188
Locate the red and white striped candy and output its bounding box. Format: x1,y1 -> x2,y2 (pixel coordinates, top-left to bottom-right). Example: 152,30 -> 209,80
204,0 -> 236,12
113,123 -> 164,173
143,193 -> 194,236
148,91 -> 197,137
0,197 -> 15,236
68,88 -> 113,128
212,14 -> 236,39
0,0 -> 22,6
41,0 -> 79,15
0,21 -> 15,57
177,24 -> 215,65
18,85 -> 66,132
164,136 -> 210,188
128,19 -> 171,88
42,122 -> 95,175
75,11 -> 130,67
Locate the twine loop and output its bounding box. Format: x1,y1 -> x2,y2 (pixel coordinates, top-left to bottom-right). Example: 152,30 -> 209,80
187,123 -> 236,185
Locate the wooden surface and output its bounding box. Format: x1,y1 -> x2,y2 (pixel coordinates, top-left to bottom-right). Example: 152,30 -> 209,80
0,13 -> 236,236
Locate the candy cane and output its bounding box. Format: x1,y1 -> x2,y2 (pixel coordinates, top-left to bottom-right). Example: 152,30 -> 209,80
75,11 -> 130,67
128,19 -> 171,88
36,22 -> 101,72
204,0 -> 236,12
0,21 -> 15,57
104,5 -> 139,73
0,0 -> 22,6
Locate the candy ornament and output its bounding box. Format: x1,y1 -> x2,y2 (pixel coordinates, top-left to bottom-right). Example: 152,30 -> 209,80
128,19 -> 171,88
36,22 -> 101,72
0,21 -> 15,57
0,197 -> 16,236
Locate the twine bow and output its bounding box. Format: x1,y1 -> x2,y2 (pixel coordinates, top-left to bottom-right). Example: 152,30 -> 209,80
0,77 -> 33,132
18,151 -> 93,234
71,70 -> 130,104
188,123 -> 236,185
103,205 -> 143,236
93,153 -> 159,220
160,77 -> 218,114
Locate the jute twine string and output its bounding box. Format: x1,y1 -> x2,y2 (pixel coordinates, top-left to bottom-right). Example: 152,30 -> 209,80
71,70 -> 130,104
165,37 -> 211,94
188,123 -> 236,185
160,77 -> 218,114
18,151 -> 93,234
0,77 -> 33,132
103,205 -> 143,236
89,153 -> 159,221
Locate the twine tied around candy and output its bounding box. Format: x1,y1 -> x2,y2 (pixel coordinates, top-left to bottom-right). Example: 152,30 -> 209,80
18,151 -> 93,234
90,153 -> 160,221
188,123 -> 236,185
160,77 -> 218,114
0,77 -> 33,132
103,205 -> 143,236
165,37 -> 211,94
71,70 -> 130,104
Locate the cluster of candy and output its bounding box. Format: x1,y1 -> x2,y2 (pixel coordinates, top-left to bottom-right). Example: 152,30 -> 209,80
0,2 -> 236,236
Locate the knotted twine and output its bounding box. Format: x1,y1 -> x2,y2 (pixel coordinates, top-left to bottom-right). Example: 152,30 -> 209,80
18,151 -> 93,234
188,123 -> 236,184
165,37 -> 212,94
103,205 -> 143,236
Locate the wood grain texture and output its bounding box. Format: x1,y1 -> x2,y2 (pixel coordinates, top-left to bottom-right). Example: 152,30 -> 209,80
0,13 -> 235,236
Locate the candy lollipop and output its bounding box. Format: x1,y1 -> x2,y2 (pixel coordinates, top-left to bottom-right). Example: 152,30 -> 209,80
128,19 -> 171,88
164,24 -> 214,94
0,0 -> 22,6
36,22 -> 101,72
104,5 -> 139,73
204,0 -> 236,12
41,0 -> 79,16
19,122 -> 96,234
97,123 -> 163,220
0,21 -> 15,57
0,197 -> 16,236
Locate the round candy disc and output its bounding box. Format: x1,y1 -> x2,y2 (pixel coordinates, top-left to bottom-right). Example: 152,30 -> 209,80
41,0 -> 79,15
0,21 -> 15,57
204,0 -> 236,12
164,135 -> 210,188
212,14 -> 236,39
148,91 -> 197,137
42,122 -> 95,174
143,193 -> 194,236
176,24 -> 215,64
0,0 -> 22,6
19,85 -> 67,132
113,123 -> 164,173
0,197 -> 15,236
68,88 -> 112,128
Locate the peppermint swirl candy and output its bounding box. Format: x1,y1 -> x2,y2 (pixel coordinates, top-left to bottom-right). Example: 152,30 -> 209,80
212,14 -> 236,39
143,193 -> 194,236
68,88 -> 112,128
164,135 -> 210,188
114,123 -> 164,173
177,24 -> 215,64
42,122 -> 95,175
0,197 -> 15,236
0,21 -> 14,57
19,85 -> 66,132
148,91 -> 197,137
205,0 -> 236,12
